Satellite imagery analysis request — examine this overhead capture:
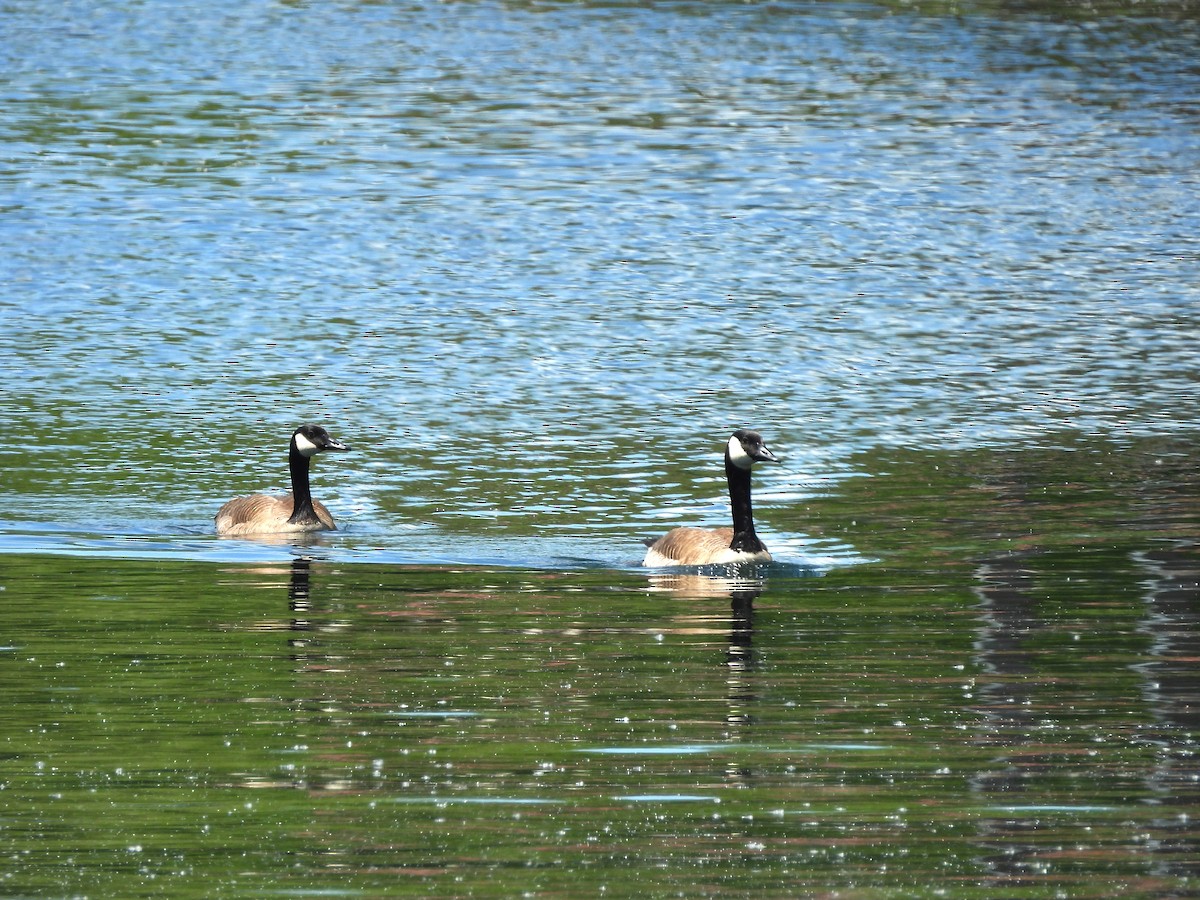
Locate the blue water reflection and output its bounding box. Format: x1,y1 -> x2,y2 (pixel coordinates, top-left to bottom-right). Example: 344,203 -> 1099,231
3,2 -> 1197,564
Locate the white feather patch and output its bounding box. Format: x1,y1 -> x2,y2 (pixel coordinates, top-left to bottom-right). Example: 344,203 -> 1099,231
727,435 -> 754,470
293,431 -> 320,457
643,545 -> 772,567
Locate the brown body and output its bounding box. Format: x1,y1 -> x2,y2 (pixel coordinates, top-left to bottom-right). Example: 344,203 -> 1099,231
642,430 -> 778,567
214,424 -> 350,537
215,493 -> 337,536
643,526 -> 772,567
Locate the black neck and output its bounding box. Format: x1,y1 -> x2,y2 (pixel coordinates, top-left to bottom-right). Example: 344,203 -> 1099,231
287,442 -> 318,525
726,454 -> 765,553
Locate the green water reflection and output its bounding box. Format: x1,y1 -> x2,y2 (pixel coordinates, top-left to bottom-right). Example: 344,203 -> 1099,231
2,438 -> 1196,896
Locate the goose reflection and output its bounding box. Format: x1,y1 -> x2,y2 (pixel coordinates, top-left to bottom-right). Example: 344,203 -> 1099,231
645,570 -> 765,767
288,555 -> 313,645
274,555 -> 356,794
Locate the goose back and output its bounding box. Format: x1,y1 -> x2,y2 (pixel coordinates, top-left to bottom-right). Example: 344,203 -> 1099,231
215,493 -> 337,536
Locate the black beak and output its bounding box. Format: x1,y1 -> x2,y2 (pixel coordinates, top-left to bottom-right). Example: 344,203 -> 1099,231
755,444 -> 779,463
324,436 -> 351,452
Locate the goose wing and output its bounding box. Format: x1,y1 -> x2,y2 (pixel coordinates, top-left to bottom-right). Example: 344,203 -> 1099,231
643,527 -> 735,566
215,493 -> 293,534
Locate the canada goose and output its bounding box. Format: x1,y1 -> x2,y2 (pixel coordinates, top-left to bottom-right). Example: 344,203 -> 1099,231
214,424 -> 351,536
642,429 -> 779,567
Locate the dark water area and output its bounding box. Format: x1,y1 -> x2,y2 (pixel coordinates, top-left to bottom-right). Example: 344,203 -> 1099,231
2,0 -> 1199,895
2,438 -> 1197,896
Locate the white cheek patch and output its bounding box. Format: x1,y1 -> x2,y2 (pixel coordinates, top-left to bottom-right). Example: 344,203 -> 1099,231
293,432 -> 321,457
727,435 -> 755,470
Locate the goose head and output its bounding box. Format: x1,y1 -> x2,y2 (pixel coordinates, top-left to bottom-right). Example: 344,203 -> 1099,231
727,429 -> 779,470
291,424 -> 351,458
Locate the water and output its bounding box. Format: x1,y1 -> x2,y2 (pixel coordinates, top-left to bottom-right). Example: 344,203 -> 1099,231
2,0 -> 1199,895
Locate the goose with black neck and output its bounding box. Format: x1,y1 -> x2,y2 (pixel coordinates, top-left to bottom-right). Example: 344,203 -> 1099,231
642,429 -> 779,567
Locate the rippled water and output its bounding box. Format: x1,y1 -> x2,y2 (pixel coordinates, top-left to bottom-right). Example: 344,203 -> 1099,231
1,0 -> 1198,895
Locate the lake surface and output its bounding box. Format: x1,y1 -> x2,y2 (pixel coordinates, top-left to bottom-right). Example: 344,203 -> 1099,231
2,0 -> 1198,895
